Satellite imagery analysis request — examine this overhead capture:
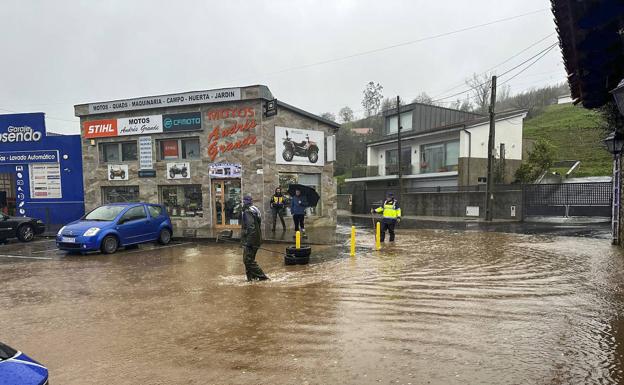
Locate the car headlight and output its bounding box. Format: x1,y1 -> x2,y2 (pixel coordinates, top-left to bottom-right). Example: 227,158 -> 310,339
57,226 -> 66,236
83,227 -> 100,237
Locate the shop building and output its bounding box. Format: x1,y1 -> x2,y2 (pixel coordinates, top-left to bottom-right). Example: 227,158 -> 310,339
0,113 -> 84,226
74,85 -> 339,233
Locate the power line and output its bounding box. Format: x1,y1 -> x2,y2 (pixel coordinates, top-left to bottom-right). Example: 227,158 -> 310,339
0,107 -> 78,123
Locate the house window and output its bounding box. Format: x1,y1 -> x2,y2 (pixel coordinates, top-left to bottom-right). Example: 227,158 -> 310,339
420,141 -> 459,173
386,111 -> 413,135
159,185 -> 203,217
158,138 -> 200,160
100,141 -> 138,163
278,173 -> 321,216
385,148 -> 412,175
101,186 -> 140,204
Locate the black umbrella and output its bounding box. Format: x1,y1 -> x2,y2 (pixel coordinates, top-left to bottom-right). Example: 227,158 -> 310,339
287,184 -> 320,207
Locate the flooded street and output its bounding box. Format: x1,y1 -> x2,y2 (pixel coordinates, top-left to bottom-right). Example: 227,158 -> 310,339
2,226 -> 624,384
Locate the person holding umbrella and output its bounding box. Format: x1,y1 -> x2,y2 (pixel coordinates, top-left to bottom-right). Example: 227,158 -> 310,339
240,194 -> 269,281
371,192 -> 401,242
287,184 -> 320,239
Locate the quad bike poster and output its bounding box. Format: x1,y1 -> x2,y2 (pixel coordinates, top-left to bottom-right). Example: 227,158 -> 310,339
167,162 -> 190,179
108,164 -> 129,181
275,126 -> 325,166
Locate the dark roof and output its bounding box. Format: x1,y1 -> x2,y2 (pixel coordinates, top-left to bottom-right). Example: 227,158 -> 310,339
552,0 -> 624,108
366,109 -> 527,146
383,101 -> 483,119
276,100 -> 340,128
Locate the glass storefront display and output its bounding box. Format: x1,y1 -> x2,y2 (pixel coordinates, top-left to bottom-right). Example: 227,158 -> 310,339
212,179 -> 241,227
102,186 -> 140,204
160,185 -> 203,217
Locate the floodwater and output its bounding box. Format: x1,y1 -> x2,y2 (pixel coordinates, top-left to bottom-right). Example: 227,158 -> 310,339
2,226 -> 624,385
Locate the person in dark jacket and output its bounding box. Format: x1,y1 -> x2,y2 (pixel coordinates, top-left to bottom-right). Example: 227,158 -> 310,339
290,189 -> 308,237
269,187 -> 287,232
241,195 -> 269,281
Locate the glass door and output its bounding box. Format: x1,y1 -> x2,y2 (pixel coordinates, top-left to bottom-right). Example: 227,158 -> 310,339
212,179 -> 242,228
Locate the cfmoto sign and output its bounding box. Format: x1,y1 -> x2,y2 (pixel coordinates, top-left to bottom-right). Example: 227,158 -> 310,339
162,112 -> 202,132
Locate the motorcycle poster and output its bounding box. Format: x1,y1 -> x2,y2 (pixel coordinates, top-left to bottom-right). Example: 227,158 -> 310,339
107,164 -> 129,181
167,162 -> 190,179
275,126 -> 325,166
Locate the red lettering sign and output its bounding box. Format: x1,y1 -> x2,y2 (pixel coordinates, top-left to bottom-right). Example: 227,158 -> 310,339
162,140 -> 179,159
206,108 -> 255,121
83,119 -> 117,138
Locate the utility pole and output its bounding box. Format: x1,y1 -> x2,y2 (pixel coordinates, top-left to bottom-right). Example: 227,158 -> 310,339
485,76 -> 497,221
396,95 -> 403,201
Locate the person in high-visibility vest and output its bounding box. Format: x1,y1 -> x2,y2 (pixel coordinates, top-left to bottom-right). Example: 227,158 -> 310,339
371,192 -> 401,242
269,187 -> 287,232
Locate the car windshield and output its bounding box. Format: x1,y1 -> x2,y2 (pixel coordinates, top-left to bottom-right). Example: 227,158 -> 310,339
84,205 -> 127,221
0,342 -> 17,361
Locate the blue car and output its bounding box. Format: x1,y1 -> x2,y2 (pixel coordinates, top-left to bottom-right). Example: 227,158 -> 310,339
56,203 -> 173,254
0,342 -> 49,385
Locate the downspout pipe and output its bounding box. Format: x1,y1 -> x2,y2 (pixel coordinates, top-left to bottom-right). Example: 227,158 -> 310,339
461,126 -> 471,185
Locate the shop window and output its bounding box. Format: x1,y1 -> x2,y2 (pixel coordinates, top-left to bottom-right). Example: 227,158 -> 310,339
100,141 -> 138,163
158,138 -> 200,160
278,173 -> 321,216
420,140 -> 459,173
102,186 -> 140,204
159,185 -> 203,217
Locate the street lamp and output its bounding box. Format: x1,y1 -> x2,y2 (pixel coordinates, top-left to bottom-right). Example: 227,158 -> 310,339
610,79 -> 624,116
604,131 -> 624,156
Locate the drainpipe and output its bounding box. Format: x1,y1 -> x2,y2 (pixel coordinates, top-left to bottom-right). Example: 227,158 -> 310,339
462,126 -> 471,185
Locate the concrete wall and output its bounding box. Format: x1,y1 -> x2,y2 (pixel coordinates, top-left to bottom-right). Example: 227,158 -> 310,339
458,157 -> 523,185
459,114 -> 525,160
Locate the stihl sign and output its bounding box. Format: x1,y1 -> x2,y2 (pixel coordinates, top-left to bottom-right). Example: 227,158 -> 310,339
83,119 -> 118,138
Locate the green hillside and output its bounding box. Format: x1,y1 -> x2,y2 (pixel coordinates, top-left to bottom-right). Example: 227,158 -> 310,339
523,104 -> 611,177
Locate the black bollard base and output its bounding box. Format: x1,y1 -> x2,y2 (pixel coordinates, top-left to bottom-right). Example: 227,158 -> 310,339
284,245 -> 311,265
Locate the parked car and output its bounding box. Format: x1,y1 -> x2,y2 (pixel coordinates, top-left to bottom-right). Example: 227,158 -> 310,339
0,341 -> 49,385
56,203 -> 173,254
0,213 -> 46,243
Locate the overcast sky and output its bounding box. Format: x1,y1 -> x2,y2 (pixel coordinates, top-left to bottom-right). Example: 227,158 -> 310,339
1,0 -> 564,134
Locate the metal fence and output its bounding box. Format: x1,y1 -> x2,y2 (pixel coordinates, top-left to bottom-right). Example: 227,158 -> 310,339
523,182 -> 612,217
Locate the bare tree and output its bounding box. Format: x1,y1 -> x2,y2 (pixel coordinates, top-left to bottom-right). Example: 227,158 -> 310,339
362,81 -> 384,117
411,92 -> 435,105
466,72 -> 493,115
338,106 -> 354,123
319,112 -> 336,122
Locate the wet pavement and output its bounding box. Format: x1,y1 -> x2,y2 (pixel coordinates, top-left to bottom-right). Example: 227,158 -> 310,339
1,225 -> 624,384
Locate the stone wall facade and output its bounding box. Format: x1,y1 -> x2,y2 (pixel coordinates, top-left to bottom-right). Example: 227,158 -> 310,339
75,85 -> 338,233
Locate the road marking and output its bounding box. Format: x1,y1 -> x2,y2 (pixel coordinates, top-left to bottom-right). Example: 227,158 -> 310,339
0,254 -> 53,260
122,242 -> 193,254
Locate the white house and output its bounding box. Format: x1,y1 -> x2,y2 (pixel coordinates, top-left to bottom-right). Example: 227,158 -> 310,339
345,103 -> 527,189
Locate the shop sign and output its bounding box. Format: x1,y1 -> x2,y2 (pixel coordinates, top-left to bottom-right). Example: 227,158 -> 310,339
209,163 -> 241,178
118,115 -> 163,136
206,108 -> 258,161
0,150 -> 59,165
29,164 -> 62,199
275,126 -> 325,166
108,164 -> 129,181
139,136 -> 153,170
87,88 -> 241,115
0,113 -> 46,143
163,112 -> 202,132
138,170 -> 156,178
83,119 -> 117,139
161,140 -> 179,159
167,162 -> 190,179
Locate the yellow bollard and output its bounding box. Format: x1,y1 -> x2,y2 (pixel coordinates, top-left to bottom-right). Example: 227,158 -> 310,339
376,221 -> 381,250
350,226 -> 356,257
296,231 -> 301,249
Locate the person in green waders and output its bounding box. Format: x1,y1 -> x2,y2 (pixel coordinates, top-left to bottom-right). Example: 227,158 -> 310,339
241,194 -> 269,281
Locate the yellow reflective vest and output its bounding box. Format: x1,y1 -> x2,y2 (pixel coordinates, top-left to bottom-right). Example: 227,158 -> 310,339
271,195 -> 285,207
375,199 -> 401,219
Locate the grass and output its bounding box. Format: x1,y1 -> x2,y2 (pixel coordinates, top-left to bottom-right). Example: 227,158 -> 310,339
523,104 -> 611,177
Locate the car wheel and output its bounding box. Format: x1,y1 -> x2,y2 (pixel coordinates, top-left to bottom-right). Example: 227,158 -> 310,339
101,235 -> 118,254
158,228 -> 172,245
17,224 -> 35,242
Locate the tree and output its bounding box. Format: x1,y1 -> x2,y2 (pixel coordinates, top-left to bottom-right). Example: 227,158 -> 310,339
411,92 -> 435,105
466,72 -> 493,115
515,140 -> 555,183
338,106 -> 354,123
362,81 -> 384,117
600,101 -> 624,133
319,112 -> 336,122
